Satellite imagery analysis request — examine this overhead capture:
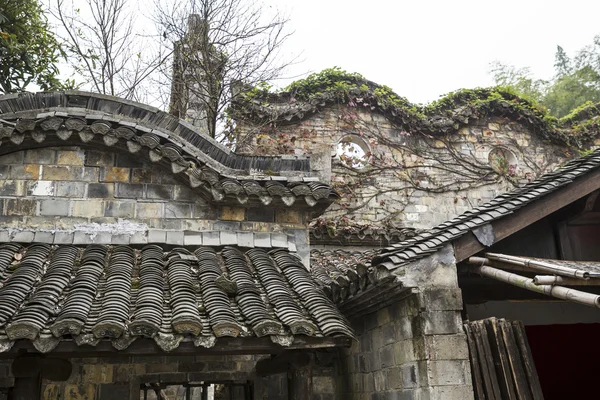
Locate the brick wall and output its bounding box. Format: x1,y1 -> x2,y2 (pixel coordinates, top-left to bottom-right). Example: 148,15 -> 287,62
0,147 -> 310,230
338,290 -> 473,400
238,106 -> 571,230
0,146 -> 312,263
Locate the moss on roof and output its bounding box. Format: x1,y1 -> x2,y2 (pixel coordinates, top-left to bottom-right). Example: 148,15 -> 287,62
231,67 -> 600,148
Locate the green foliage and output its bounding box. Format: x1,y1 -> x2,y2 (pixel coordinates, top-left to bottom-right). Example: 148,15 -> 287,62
0,0 -> 66,93
491,36 -> 600,118
235,65 -> 600,148
283,67 -> 365,100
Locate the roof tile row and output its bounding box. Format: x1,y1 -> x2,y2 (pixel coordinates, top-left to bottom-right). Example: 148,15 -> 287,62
0,243 -> 352,354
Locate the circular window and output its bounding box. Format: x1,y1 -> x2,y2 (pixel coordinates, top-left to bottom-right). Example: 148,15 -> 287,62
336,135 -> 371,169
488,147 -> 517,176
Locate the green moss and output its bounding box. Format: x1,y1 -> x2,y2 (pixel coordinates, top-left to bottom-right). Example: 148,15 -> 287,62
233,67 -> 600,148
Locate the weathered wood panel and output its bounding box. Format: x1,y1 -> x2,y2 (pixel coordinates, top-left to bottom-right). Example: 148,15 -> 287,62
464,318 -> 544,400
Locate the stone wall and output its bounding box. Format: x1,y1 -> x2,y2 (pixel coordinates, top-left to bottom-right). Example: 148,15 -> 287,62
238,105 -> 570,231
338,290 -> 473,400
0,146 -> 311,263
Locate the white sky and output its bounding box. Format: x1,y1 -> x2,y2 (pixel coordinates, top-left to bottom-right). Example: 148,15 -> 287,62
267,0 -> 600,104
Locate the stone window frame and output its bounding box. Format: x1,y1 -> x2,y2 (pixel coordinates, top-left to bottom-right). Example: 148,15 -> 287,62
335,134 -> 372,169
488,146 -> 518,176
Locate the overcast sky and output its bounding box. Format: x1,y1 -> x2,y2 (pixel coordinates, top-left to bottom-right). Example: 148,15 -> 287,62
266,0 -> 600,104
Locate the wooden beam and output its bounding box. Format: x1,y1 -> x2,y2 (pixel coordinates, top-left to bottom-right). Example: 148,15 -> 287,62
0,336 -> 351,359
453,167 -> 600,262
256,351 -> 311,376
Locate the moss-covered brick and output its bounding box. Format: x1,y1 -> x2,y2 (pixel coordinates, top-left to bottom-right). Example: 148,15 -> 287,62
0,151 -> 24,164
104,201 -> 135,218
24,149 -> 55,164
40,199 -> 70,216
10,164 -> 39,179
220,206 -> 245,221
192,204 -> 218,220
57,150 -> 85,165
165,203 -> 192,219
0,180 -> 25,196
88,183 -> 114,198
5,199 -> 36,216
100,167 -> 130,183
136,202 -> 163,219
82,167 -> 100,182
97,384 -> 129,400
85,151 -> 115,167
115,183 -> 144,199
173,185 -> 196,201
56,181 -> 86,198
42,166 -> 82,181
247,207 -> 275,222
43,383 -> 61,400
276,209 -> 302,224
115,153 -> 144,168
64,383 -> 96,400
82,364 -> 113,384
72,200 -> 104,217
146,184 -> 172,200
131,168 -> 153,184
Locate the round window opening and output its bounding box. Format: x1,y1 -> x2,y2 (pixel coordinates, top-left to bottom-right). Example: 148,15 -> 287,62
488,147 -> 518,176
336,135 -> 371,169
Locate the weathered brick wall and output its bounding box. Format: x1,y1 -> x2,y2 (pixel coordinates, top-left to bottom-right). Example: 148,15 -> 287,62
0,146 -> 311,262
239,106 -> 570,230
338,290 -> 473,400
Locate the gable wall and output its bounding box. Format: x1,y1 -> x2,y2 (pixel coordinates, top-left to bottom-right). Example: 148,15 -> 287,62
0,146 -> 311,262
238,106 -> 575,230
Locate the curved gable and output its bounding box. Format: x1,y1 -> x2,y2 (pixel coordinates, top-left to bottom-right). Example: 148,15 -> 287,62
0,91 -> 337,209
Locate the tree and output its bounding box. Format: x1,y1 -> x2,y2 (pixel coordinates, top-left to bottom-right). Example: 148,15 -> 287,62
153,0 -> 293,139
0,0 -> 65,93
52,0 -> 168,102
491,36 -> 600,117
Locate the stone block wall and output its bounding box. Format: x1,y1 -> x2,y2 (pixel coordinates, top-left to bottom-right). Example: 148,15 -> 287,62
338,290 -> 473,399
0,146 -> 312,263
238,105 -> 570,230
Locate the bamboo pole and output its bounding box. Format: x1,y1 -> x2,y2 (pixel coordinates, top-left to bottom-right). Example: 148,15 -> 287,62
468,263 -> 600,308
485,253 -> 600,279
533,275 -> 593,286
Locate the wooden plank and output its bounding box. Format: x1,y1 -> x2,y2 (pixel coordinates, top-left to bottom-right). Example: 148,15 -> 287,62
499,320 -> 532,400
464,323 -> 486,400
512,321 -> 544,400
453,167 -> 600,262
484,318 -> 517,400
472,321 -> 501,400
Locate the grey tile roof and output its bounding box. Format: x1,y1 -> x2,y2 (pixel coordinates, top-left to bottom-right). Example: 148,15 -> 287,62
373,149 -> 600,268
310,224 -> 417,245
311,248 -> 378,303
0,92 -> 338,207
0,243 -> 352,354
